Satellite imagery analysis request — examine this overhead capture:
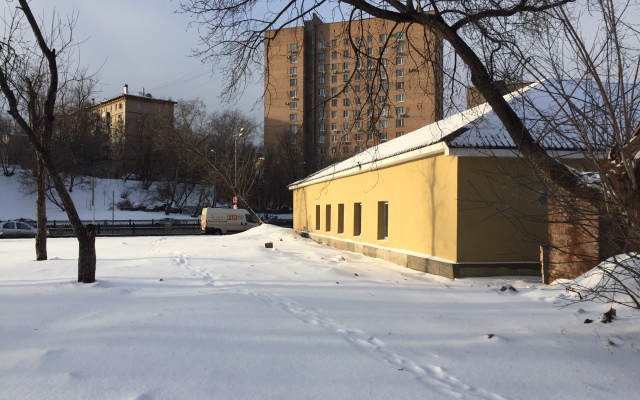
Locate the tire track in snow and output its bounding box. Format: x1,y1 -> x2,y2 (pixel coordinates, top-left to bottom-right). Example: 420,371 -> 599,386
169,251 -> 506,400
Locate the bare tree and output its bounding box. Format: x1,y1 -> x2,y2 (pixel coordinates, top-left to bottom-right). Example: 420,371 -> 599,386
179,0 -> 596,200
0,112 -> 18,176
0,0 -> 98,282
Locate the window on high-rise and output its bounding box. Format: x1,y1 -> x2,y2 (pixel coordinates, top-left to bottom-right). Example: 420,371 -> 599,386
290,114 -> 298,121
396,119 -> 405,127
395,132 -> 404,138
290,43 -> 298,52
290,79 -> 297,86
379,34 -> 388,42
332,51 -> 338,59
289,102 -> 297,110
396,94 -> 405,102
396,69 -> 404,78
396,82 -> 404,90
396,56 -> 404,65
343,50 -> 350,58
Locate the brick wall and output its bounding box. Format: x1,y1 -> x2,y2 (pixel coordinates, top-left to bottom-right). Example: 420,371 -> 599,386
546,189 -> 619,282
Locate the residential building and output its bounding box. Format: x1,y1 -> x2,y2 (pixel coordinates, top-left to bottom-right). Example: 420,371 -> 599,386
92,84 -> 177,144
264,15 -> 443,176
91,84 -> 177,177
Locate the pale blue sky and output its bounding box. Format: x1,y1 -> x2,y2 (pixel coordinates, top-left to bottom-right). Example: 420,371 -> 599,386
7,0 -> 264,121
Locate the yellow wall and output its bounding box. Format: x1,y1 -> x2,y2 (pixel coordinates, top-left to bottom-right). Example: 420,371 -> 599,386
456,157 -> 548,263
293,154 -> 459,262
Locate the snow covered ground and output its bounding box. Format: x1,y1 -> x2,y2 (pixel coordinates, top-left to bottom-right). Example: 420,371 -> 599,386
1,174 -> 639,399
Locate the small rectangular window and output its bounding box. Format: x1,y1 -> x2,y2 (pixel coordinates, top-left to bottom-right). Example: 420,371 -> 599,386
337,204 -> 344,234
378,201 -> 388,239
354,203 -> 362,236
326,205 -> 332,232
315,205 -> 321,230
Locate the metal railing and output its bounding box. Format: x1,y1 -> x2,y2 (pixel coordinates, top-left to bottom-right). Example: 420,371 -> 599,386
46,219 -> 201,237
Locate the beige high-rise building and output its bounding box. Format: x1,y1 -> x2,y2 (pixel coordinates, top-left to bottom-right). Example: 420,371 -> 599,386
264,15 -> 443,176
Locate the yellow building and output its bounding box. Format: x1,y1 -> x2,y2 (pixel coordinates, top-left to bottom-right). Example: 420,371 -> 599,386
264,15 -> 443,176
92,84 -> 177,144
290,83 -> 588,278
91,84 -> 177,176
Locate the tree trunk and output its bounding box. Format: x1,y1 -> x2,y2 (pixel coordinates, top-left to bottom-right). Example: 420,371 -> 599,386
77,224 -> 96,283
35,155 -> 47,260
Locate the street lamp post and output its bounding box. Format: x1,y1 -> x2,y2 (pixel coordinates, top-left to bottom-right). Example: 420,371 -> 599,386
234,127 -> 245,191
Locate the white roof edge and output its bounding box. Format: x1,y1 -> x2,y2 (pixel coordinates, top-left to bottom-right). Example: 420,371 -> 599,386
289,142 -> 449,190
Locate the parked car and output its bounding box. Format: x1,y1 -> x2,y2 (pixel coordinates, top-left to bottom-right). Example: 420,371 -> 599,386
154,218 -> 178,226
264,215 -> 293,228
0,221 -> 38,238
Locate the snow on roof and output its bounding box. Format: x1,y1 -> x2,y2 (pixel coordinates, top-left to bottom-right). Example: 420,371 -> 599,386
291,80 -> 621,188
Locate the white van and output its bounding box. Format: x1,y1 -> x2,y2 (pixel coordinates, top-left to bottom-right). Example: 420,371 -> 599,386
200,208 -> 260,235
